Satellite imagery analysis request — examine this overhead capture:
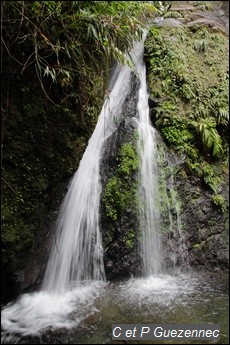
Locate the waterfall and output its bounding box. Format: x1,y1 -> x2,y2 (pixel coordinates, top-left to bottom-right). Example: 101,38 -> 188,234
135,42 -> 163,277
42,37 -> 164,294
2,14 -> 226,342
42,60 -> 133,294
1,39 -> 187,343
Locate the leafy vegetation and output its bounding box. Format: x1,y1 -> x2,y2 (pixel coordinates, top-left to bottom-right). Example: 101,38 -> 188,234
1,0 -> 228,278
103,143 -> 138,221
193,1 -> 216,11
1,1 -> 156,102
212,194 -> 228,213
124,231 -> 135,249
145,19 -> 229,192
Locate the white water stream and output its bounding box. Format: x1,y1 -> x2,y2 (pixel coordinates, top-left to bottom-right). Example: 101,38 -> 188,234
135,42 -> 162,276
42,54 -> 134,295
41,37 -> 163,293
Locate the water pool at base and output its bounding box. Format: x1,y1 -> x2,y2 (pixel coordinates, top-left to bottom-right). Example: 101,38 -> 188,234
1,272 -> 229,344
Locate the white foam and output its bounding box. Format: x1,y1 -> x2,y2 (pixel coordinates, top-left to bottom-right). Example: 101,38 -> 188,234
1,281 -> 106,340
121,274 -> 199,307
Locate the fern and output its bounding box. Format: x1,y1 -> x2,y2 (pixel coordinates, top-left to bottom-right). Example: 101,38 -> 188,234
217,108 -> 229,126
193,39 -> 208,53
192,119 -> 223,158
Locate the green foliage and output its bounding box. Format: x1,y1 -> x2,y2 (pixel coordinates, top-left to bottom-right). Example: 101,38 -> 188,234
192,240 -> 206,249
212,194 -> 228,213
164,11 -> 183,19
193,39 -> 208,53
118,143 -> 139,176
185,158 -> 222,192
145,20 -> 228,192
159,116 -> 194,148
103,143 -> 138,221
216,108 -> 229,126
201,162 -> 221,193
191,118 -> 223,157
1,95 -> 83,270
1,1 -> 156,101
193,1 -> 215,11
193,28 -> 210,53
103,176 -> 131,220
124,231 -> 135,249
155,101 -> 177,119
153,1 -> 172,15
1,64 -> 105,273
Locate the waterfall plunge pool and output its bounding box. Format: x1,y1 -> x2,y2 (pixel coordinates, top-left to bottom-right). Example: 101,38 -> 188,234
1,272 -> 229,344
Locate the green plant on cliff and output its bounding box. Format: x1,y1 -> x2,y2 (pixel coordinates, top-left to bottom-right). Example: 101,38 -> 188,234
193,28 -> 210,53
118,142 -> 139,176
191,118 -> 223,158
193,1 -> 215,11
103,143 -> 138,221
124,231 -> 135,249
212,194 -> 228,213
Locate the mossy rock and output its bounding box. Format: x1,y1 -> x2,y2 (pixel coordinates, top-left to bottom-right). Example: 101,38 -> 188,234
102,142 -> 139,221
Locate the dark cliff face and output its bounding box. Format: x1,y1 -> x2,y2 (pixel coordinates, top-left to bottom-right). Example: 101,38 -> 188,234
159,148 -> 229,273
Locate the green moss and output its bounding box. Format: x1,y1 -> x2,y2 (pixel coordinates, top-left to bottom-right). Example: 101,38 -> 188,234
185,159 -> 222,193
212,194 -> 228,213
118,143 -> 139,176
103,176 -> 130,220
103,143 -> 138,221
124,231 -> 135,249
164,11 -> 183,19
193,1 -> 215,11
193,240 -> 206,249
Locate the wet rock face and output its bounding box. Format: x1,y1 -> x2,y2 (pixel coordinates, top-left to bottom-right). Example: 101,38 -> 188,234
179,180 -> 229,270
161,152 -> 229,272
221,1 -> 229,15
100,73 -> 142,281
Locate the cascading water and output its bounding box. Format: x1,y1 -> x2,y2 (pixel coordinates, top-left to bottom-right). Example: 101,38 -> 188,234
135,42 -> 163,277
42,58 -> 134,294
42,36 -> 163,293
